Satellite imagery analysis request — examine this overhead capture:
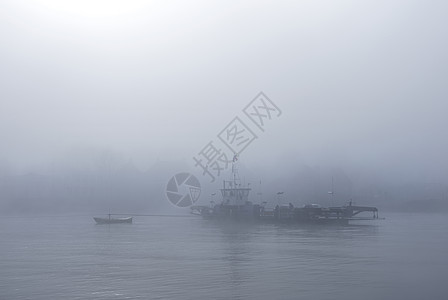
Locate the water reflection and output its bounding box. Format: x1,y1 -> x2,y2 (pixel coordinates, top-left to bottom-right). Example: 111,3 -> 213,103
2,214 -> 447,300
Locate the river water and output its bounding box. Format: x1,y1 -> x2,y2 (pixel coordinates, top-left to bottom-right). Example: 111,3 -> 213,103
1,212 -> 447,300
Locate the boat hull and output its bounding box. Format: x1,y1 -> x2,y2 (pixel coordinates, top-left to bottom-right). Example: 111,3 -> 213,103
93,217 -> 132,224
191,204 -> 379,225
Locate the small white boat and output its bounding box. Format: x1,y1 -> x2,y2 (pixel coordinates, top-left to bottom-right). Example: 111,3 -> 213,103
94,214 -> 132,224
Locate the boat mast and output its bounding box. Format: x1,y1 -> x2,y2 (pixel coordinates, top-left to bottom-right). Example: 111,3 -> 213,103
331,176 -> 334,204
232,154 -> 239,205
328,176 -> 334,206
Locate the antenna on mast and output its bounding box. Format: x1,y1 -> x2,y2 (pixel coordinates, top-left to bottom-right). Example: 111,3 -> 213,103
231,153 -> 239,186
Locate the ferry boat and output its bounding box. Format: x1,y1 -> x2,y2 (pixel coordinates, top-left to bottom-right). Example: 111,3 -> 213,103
191,160 -> 379,225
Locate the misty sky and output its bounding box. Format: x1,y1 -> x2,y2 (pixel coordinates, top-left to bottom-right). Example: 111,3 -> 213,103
1,0 -> 447,185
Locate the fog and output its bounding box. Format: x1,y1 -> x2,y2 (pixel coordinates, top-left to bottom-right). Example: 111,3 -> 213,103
1,0 -> 448,214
